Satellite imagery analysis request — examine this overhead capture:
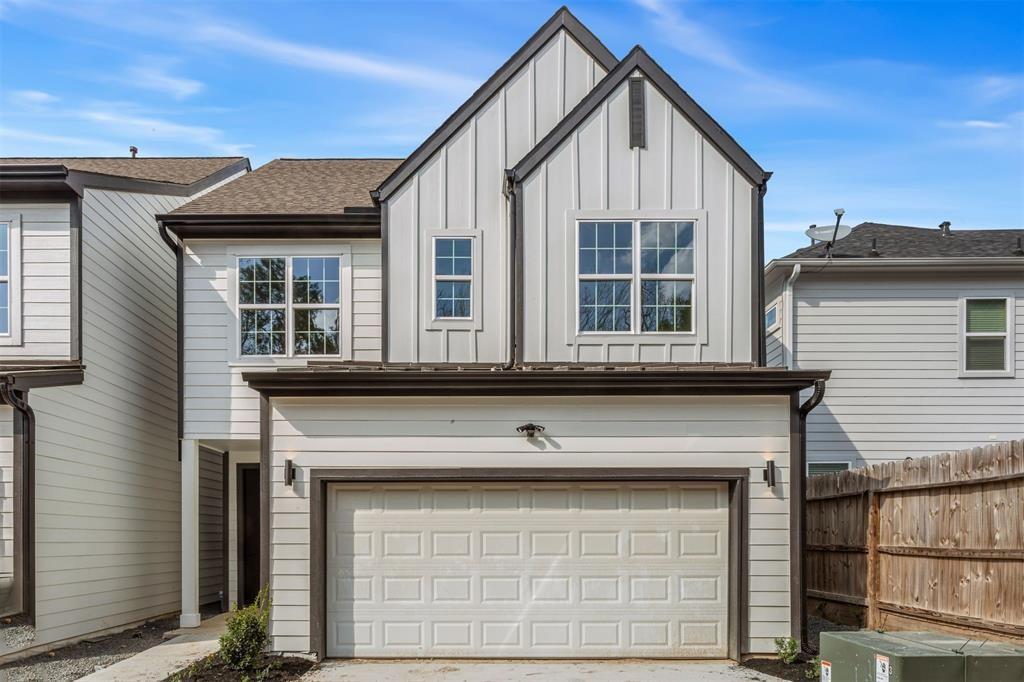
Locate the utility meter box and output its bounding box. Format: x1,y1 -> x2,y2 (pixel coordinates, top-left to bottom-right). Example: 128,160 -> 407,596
888,631 -> 1024,681
819,631 -> 963,682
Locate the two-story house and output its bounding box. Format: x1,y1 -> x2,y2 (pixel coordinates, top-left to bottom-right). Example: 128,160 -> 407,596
0,157 -> 249,657
160,8 -> 828,661
765,222 -> 1024,474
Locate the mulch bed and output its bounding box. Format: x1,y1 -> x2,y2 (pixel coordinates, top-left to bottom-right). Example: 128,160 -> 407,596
171,653 -> 315,681
742,655 -> 816,681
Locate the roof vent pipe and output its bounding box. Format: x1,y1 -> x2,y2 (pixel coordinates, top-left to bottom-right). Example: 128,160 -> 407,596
939,220 -> 951,235
1014,237 -> 1024,257
869,238 -> 880,257
130,146 -> 138,159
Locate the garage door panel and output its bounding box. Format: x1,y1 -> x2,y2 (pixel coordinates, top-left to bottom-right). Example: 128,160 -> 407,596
325,482 -> 729,658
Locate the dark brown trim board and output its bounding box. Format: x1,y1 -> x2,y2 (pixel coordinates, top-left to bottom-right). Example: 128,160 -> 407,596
221,451 -> 230,613
244,366 -> 829,398
379,201 -> 390,362
307,467 -> 750,661
70,194 -> 83,363
235,462 -> 260,608
157,213 -> 382,241
259,394 -> 271,591
793,380 -> 826,648
374,6 -> 618,202
752,181 -> 769,366
0,387 -> 34,623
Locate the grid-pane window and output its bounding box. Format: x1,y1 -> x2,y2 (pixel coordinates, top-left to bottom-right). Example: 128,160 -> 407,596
238,256 -> 342,357
964,298 -> 1007,371
434,238 -> 473,319
577,220 -> 695,334
0,225 -> 8,335
808,462 -> 850,476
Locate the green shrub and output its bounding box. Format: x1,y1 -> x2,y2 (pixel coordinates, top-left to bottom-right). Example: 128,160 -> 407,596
805,655 -> 822,679
774,636 -> 800,664
219,586 -> 271,672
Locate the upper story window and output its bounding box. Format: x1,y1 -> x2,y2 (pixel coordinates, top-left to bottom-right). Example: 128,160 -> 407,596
238,256 -> 341,356
808,461 -> 850,476
764,304 -> 778,331
434,237 -> 472,319
960,297 -> 1013,377
0,215 -> 21,346
577,220 -> 694,334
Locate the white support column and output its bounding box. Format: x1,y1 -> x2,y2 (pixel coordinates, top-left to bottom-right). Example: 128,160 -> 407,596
180,439 -> 201,628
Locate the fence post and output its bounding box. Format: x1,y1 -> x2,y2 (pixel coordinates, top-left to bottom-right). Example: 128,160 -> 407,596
866,490 -> 880,629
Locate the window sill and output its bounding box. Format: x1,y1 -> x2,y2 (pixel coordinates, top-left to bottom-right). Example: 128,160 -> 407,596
958,370 -> 1015,379
228,357 -> 342,368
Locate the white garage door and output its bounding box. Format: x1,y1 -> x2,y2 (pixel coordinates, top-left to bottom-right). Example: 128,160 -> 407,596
325,482 -> 730,658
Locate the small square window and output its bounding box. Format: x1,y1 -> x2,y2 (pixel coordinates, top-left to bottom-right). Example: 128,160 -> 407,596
579,280 -> 631,332
434,237 -> 473,320
765,305 -> 778,330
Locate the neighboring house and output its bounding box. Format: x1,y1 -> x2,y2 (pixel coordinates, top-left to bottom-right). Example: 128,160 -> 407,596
159,8 -> 828,661
0,156 -> 249,656
765,222 -> 1024,474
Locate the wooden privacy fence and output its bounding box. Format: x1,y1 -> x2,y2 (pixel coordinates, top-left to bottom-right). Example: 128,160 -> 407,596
805,439 -> 1024,643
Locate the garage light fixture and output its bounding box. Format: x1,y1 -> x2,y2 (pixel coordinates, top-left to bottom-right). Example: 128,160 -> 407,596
516,423 -> 545,438
284,459 -> 295,487
763,460 -> 777,488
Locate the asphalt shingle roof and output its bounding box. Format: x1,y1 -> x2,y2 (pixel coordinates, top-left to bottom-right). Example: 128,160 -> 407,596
781,222 -> 1024,259
169,158 -> 403,215
0,157 -> 245,186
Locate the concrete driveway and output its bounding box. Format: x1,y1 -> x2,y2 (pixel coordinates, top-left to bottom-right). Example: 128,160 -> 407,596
302,660 -> 783,681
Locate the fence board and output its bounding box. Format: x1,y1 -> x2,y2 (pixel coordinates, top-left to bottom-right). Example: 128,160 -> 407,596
806,439 -> 1024,643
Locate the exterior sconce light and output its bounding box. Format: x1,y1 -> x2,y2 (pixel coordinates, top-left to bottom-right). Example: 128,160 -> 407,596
516,423 -> 545,438
284,459 -> 295,487
763,460 -> 777,488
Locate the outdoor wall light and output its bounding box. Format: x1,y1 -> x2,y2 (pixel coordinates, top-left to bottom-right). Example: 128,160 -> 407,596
284,459 -> 295,487
516,423 -> 545,438
763,460 -> 777,488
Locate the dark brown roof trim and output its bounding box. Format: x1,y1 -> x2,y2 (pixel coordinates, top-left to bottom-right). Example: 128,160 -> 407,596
510,45 -> 769,187
0,364 -> 85,391
158,212 -> 382,240
374,6 -> 618,202
0,158 -> 250,198
243,365 -> 829,397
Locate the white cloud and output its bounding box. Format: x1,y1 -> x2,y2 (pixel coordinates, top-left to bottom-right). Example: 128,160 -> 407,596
8,89 -> 59,106
0,126 -> 123,156
971,74 -> 1023,102
120,64 -> 204,99
78,107 -> 250,155
961,119 -> 1010,130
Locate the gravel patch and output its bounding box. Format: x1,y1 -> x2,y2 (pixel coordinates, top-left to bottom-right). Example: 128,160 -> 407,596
0,616 -> 180,682
0,614 -> 36,653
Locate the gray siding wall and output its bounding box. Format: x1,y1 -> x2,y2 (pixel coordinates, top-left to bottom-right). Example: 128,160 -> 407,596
521,77 -> 755,363
0,407 -> 11,588
385,30 -> 607,363
792,270 -> 1024,465
267,396 -> 794,655
27,187 -> 184,647
0,202 -> 72,360
182,240 -> 382,441
199,448 -> 224,607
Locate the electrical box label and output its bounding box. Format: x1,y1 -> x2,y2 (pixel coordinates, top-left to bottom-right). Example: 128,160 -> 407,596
875,653 -> 890,682
821,660 -> 832,682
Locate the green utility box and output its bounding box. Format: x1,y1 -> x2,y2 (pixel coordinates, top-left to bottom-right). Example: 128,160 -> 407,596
819,630 -> 1024,682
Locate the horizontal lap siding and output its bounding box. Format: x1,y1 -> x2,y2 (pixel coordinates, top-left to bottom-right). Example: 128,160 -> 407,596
521,79 -> 754,364
183,241 -> 382,441
0,202 -> 71,360
29,188 -> 184,648
268,396 -> 792,655
386,30 -> 606,364
795,272 -> 1024,465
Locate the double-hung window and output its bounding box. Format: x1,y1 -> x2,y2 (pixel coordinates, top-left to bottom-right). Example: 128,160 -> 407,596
577,220 -> 695,334
434,237 -> 472,319
238,256 -> 341,357
961,298 -> 1012,375
0,223 -> 10,336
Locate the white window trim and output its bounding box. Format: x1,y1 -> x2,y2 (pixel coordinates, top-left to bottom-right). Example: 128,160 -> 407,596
226,243 -> 353,366
958,296 -> 1015,378
564,210 -> 708,344
422,230 -> 483,331
0,214 -> 23,347
807,460 -> 851,475
765,302 -> 780,334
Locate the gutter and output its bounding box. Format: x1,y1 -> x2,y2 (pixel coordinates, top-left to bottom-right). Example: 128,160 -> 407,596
157,222 -> 185,442
766,256 -> 1024,277
503,169 -> 518,369
783,264 -> 801,369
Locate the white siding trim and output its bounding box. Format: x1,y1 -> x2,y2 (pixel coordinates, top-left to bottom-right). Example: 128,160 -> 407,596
0,214 -> 23,346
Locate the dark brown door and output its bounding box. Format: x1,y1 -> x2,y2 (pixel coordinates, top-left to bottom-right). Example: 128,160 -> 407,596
240,466 -> 261,606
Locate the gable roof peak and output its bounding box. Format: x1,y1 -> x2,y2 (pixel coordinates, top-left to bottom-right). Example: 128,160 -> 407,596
373,5 -> 617,203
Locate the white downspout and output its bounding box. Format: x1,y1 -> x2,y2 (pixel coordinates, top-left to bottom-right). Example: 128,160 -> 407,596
180,439 -> 201,628
783,264 -> 801,369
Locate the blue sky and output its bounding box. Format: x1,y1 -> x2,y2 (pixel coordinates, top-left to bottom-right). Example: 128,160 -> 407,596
1,0 -> 1021,259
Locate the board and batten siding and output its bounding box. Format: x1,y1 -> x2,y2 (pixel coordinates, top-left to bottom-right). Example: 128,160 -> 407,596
793,271 -> 1024,465
182,240 -> 382,441
385,30 -> 607,364
0,202 -> 72,360
26,187 -> 185,646
266,396 -> 793,655
520,77 -> 755,363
